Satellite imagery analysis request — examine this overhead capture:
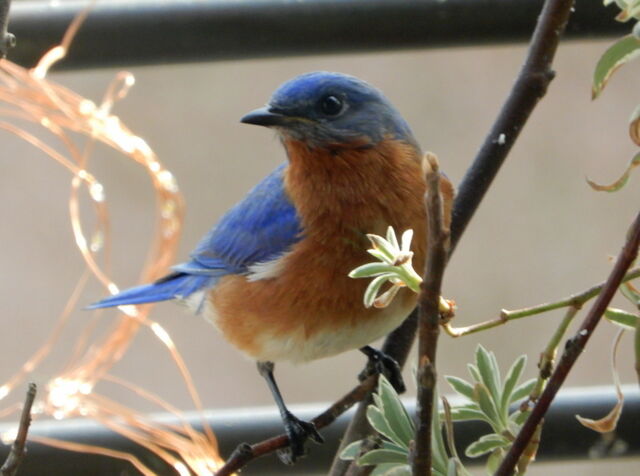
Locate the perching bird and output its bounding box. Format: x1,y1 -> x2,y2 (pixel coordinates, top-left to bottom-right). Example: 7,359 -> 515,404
89,71 -> 453,463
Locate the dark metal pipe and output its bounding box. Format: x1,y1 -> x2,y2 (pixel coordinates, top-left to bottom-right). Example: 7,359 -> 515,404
6,0 -> 628,70
1,387 -> 637,475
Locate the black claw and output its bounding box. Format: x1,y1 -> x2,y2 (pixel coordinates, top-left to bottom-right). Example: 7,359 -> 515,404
277,412 -> 324,464
359,346 -> 406,393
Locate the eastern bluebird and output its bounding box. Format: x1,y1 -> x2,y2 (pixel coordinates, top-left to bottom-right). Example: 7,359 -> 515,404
89,71 -> 454,463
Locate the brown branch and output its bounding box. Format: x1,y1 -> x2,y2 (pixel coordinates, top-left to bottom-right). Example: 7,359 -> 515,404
1,383 -> 36,476
412,155 -> 449,475
215,375 -> 377,476
0,0 -> 15,59
495,209 -> 640,476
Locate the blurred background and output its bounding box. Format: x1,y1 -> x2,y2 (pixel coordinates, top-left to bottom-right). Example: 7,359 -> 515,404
2,15 -> 640,475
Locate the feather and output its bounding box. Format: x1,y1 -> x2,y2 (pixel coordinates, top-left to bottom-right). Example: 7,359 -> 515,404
189,163 -> 303,272
88,163 -> 303,309
87,273 -> 213,309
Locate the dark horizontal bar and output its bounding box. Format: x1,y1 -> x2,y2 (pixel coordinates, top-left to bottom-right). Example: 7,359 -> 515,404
5,0 -> 628,70
1,386 -> 638,475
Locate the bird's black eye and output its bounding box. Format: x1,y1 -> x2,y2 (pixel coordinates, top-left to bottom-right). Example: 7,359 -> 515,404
320,95 -> 344,116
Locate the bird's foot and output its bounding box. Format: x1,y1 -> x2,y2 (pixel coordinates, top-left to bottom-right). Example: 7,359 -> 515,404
359,346 -> 406,393
276,411 -> 324,465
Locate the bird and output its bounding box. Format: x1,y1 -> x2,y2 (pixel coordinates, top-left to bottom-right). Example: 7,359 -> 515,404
89,71 -> 454,463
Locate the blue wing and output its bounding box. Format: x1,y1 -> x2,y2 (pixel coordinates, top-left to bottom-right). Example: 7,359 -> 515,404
186,163 -> 303,273
88,163 -> 302,309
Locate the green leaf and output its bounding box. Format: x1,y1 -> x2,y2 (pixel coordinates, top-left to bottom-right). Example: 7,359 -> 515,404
486,448 -> 506,474
368,248 -> 394,265
489,351 -> 502,389
474,383 -> 502,432
500,355 -> 527,417
376,376 -> 415,447
382,440 -> 407,453
373,463 -> 401,476
364,274 -> 396,308
605,307 -> 639,330
593,35 -> 640,99
467,363 -> 482,384
449,406 -> 493,425
340,440 -> 363,461
445,375 -> 475,401
367,234 -> 397,262
379,464 -> 411,476
510,409 -> 531,427
618,3 -> 640,22
367,405 -> 406,449
464,433 -> 511,458
446,458 -> 458,476
386,226 -> 400,250
621,282 -> 640,305
510,378 -> 536,404
431,391 -> 449,474
475,345 -> 502,407
349,262 -> 397,279
358,449 -> 408,466
445,457 -> 472,476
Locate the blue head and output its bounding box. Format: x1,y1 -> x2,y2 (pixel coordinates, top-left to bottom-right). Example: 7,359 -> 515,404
241,72 -> 419,149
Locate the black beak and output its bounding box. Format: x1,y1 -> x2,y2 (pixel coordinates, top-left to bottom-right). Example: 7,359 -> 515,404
240,107 -> 292,127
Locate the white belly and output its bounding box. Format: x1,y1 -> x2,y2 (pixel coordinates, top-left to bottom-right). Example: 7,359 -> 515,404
239,300 -> 412,363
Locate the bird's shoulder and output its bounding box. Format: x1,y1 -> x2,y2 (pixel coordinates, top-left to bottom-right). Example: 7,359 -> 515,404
179,163 -> 303,275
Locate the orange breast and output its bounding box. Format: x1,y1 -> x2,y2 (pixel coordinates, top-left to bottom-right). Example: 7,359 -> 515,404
208,138 -> 453,362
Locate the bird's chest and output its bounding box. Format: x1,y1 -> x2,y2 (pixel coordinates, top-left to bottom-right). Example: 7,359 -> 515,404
207,140 -> 428,362
207,197 -> 425,363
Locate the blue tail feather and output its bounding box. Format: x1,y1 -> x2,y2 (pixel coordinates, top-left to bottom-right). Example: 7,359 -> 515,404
87,273 -> 213,309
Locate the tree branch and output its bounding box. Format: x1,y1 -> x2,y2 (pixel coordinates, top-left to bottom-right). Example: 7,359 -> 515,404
0,0 -> 15,59
496,209 -> 640,475
1,383 -> 37,476
412,155 -> 449,475
215,375 -> 377,476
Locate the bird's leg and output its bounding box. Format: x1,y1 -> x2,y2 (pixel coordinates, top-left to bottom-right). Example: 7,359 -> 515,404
256,361 -> 324,464
358,345 -> 406,393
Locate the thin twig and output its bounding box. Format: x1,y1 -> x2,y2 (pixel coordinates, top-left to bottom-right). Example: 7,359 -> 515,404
1,383 -> 37,476
0,0 -> 15,59
528,305 -> 580,402
442,267 -> 640,337
214,375 -> 377,476
413,154 -> 449,475
496,209 -> 640,476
